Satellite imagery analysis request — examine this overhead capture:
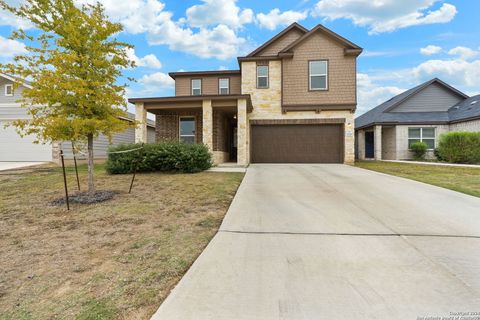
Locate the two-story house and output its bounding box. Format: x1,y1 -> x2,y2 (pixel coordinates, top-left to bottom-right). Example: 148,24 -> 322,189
130,23 -> 362,166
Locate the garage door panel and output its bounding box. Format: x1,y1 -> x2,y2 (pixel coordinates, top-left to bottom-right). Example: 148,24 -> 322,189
0,121 -> 52,161
251,124 -> 343,163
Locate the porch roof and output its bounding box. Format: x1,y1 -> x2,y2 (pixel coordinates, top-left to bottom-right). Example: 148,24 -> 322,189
128,94 -> 253,112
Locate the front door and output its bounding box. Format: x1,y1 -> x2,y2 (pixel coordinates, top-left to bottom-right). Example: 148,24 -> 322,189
365,131 -> 374,158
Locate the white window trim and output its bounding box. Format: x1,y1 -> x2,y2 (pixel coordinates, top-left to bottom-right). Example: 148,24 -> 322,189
5,84 -> 13,96
408,127 -> 436,150
256,65 -> 269,89
179,116 -> 196,143
219,78 -> 229,95
309,60 -> 328,91
191,79 -> 201,96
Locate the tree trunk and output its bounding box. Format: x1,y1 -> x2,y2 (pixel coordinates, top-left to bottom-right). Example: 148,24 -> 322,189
87,133 -> 95,195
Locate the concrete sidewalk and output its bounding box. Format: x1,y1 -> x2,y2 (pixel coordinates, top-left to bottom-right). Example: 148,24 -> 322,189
151,164 -> 480,320
382,159 -> 480,168
0,162 -> 46,171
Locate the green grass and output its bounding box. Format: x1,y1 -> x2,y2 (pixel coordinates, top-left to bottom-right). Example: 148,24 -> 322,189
355,161 -> 480,198
0,163 -> 244,320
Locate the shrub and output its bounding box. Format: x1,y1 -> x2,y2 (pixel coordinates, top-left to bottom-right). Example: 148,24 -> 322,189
410,141 -> 428,160
105,141 -> 212,174
436,132 -> 480,164
433,148 -> 445,162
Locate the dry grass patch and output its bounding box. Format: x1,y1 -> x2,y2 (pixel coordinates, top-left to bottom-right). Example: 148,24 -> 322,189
0,164 -> 244,319
355,161 -> 480,198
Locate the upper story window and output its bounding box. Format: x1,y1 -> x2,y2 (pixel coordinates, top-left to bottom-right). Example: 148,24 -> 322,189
191,79 -> 202,96
5,84 -> 13,96
256,65 -> 269,89
219,78 -> 229,95
309,60 -> 328,90
408,127 -> 435,149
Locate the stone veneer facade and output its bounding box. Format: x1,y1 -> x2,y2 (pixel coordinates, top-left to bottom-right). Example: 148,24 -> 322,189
241,60 -> 355,164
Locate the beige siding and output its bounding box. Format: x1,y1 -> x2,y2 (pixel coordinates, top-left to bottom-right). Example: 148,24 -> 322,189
449,119 -> 480,132
391,83 -> 463,112
175,74 -> 241,96
256,28 -> 304,56
395,124 -> 450,160
282,33 -> 357,106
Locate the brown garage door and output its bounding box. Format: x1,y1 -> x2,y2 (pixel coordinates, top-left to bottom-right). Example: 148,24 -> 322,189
251,124 -> 344,163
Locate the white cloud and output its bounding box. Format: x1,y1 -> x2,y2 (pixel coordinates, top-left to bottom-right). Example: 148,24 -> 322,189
146,21 -> 246,60
0,0 -> 33,29
420,45 -> 442,55
448,46 -> 478,60
312,0 -> 457,34
125,48 -> 162,69
186,0 -> 253,29
0,35 -> 27,57
138,72 -> 174,93
412,58 -> 480,88
256,8 -> 308,30
74,0 -> 246,60
357,73 -> 405,115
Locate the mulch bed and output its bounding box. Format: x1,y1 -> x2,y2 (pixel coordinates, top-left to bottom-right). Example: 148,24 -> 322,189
50,190 -> 118,206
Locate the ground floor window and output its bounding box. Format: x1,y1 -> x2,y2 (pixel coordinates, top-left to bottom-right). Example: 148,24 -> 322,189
408,127 -> 435,149
179,117 -> 196,144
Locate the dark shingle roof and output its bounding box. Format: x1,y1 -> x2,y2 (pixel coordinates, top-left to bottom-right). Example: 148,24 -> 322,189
448,94 -> 480,122
355,78 -> 474,129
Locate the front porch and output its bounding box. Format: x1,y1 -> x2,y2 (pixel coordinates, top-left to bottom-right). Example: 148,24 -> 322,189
130,95 -> 252,166
357,125 -> 394,161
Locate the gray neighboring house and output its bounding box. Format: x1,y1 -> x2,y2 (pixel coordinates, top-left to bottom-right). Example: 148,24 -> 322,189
0,73 -> 155,162
355,78 -> 480,160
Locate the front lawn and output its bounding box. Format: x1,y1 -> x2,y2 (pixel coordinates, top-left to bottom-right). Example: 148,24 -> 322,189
0,164 -> 244,319
355,161 -> 480,198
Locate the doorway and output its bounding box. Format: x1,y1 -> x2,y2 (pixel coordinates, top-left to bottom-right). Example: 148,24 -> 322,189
365,131 -> 374,158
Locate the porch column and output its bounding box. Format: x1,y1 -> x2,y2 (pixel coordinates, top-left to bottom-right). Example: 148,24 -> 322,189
358,129 -> 365,160
237,98 -> 248,166
202,99 -> 213,150
135,102 -> 147,143
374,125 -> 382,160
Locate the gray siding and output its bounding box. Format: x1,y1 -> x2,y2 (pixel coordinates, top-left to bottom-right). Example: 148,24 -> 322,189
390,83 -> 463,113
147,126 -> 156,143
0,105 -> 29,119
0,77 -> 25,104
61,126 -> 156,159
61,127 -> 136,159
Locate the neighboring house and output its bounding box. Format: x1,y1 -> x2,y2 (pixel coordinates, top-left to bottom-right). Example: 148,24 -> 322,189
130,23 -> 362,165
0,73 -> 155,162
355,78 -> 480,160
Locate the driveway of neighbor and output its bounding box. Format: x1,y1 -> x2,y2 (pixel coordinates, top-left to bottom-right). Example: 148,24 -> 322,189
151,164 -> 480,320
0,162 -> 46,171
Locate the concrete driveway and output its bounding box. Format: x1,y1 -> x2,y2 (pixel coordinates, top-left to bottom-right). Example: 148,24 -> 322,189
151,164 -> 480,320
0,162 -> 46,171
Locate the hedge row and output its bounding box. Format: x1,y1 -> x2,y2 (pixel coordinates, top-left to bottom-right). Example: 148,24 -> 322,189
436,132 -> 480,164
105,141 -> 212,174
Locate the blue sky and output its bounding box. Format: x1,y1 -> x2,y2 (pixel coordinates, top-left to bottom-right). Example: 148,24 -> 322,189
1,0 -> 479,116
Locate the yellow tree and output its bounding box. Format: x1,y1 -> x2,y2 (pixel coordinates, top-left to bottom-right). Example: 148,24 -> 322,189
0,0 -> 134,195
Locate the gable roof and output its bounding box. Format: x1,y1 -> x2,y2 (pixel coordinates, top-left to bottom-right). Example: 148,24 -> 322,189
246,22 -> 308,57
355,78 -> 470,129
0,73 -> 32,89
280,24 -> 362,55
